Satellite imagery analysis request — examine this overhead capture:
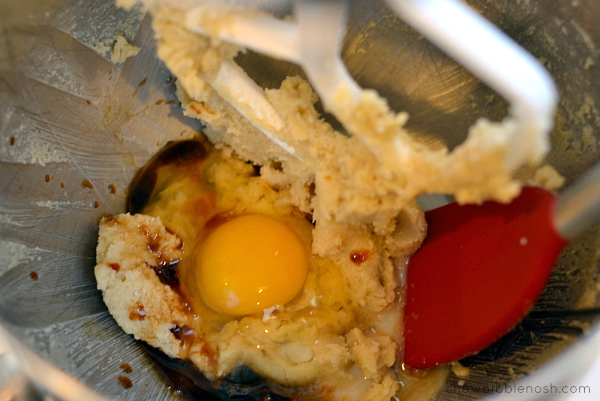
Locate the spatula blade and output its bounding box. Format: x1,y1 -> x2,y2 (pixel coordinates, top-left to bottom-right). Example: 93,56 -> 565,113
403,187 -> 567,369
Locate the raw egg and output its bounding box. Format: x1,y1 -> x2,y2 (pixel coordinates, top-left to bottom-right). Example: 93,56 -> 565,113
196,214 -> 309,316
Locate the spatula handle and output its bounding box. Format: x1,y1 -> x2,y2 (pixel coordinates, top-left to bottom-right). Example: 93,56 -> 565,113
553,162 -> 600,240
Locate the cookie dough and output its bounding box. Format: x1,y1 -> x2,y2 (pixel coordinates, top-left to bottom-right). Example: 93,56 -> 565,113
96,148 -> 433,400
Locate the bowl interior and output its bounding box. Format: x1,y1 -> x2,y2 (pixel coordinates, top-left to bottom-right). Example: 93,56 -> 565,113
0,0 -> 599,399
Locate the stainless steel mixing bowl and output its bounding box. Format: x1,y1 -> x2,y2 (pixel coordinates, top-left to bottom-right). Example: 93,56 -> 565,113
1,0 -> 600,399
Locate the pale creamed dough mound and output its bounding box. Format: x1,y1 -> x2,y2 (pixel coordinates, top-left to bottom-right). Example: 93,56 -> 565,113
132,2 -> 553,238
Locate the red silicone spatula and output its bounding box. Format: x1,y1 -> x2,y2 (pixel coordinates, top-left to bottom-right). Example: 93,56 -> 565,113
403,163 -> 600,369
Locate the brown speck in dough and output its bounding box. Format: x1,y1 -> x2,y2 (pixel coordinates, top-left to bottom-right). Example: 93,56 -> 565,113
118,375 -> 133,389
190,103 -> 202,115
94,201 -> 100,208
82,179 -> 94,189
86,100 -> 92,105
108,184 -> 117,194
155,99 -> 165,105
308,182 -> 316,197
9,137 -> 15,145
109,263 -> 121,272
138,78 -> 147,87
120,363 -> 133,373
170,325 -> 195,349
350,250 -> 370,265
129,305 -> 146,321
200,342 -> 217,367
44,175 -> 51,182
270,161 -> 283,171
30,272 -> 39,280
60,183 -> 65,188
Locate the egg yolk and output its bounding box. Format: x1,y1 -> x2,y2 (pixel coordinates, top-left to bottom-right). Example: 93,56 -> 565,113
197,214 -> 309,316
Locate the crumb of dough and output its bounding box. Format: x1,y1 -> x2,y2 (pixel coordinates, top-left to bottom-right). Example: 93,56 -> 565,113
92,34 -> 140,63
568,320 -> 591,333
110,34 -> 140,63
450,361 -> 470,378
91,39 -> 113,57
577,286 -> 598,309
581,125 -> 598,151
529,164 -> 565,191
577,95 -> 596,121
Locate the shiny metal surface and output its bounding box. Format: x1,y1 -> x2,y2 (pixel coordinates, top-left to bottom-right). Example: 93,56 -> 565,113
0,0 -> 599,400
554,160 -> 600,240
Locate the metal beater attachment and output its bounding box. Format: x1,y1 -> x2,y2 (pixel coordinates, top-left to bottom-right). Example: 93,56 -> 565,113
185,0 -> 557,173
